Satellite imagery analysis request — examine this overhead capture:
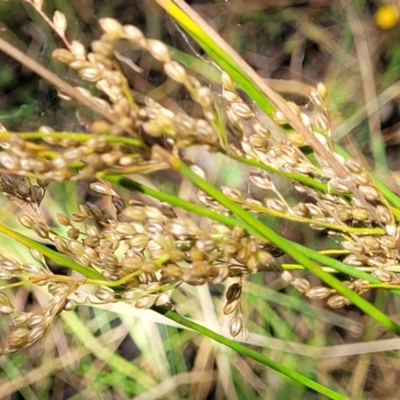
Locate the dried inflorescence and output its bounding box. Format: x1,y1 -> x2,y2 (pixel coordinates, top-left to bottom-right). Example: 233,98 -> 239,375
1,5 -> 400,353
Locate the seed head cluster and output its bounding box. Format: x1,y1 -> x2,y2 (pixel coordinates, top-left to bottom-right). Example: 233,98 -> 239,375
0,8 -> 399,352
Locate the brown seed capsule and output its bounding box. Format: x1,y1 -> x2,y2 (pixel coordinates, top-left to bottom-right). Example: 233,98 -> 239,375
33,222 -> 49,239
327,295 -> 349,308
226,283 -> 242,302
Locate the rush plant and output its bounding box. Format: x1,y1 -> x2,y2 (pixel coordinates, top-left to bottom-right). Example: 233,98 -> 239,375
0,1 -> 399,399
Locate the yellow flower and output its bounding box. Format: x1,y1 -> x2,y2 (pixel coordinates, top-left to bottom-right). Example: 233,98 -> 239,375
375,5 -> 399,30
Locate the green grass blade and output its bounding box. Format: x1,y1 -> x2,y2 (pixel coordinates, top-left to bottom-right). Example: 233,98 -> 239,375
0,222 -> 104,280
154,147 -> 400,336
155,307 -> 349,400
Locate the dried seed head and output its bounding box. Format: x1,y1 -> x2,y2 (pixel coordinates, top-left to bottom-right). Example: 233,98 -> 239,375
52,48 -> 75,64
274,110 -> 288,124
57,213 -> 70,226
33,222 -> 49,239
229,316 -> 243,337
221,71 -> 235,91
376,205 -> 393,225
135,295 -> 156,309
327,295 -> 349,308
314,113 -> 329,133
317,82 -> 328,100
122,25 -> 145,44
91,40 -> 114,58
146,39 -> 171,63
231,102 -> 252,119
345,159 -> 362,174
328,178 -> 350,193
95,287 -> 116,302
358,185 -> 380,202
164,61 -> 187,83
70,40 -> 86,60
281,270 -> 293,283
18,214 -> 35,229
352,208 -> 369,221
309,88 -> 324,107
53,10 -> 67,36
225,283 -> 242,302
291,278 -> 311,293
99,18 -> 124,38
223,298 -> 238,315
305,286 -> 332,299
373,268 -> 397,283
27,326 -> 46,343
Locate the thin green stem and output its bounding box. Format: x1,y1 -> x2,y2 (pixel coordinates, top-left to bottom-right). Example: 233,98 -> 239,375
155,306 -> 349,400
0,223 -> 104,280
154,146 -> 400,335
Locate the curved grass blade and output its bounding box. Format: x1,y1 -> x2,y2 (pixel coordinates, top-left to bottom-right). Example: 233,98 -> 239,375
153,146 -> 400,336
155,307 -> 349,400
0,222 -> 103,280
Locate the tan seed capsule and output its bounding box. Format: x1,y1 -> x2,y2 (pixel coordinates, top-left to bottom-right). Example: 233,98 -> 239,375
57,213 -> 70,226
229,316 -> 243,337
53,10 -> 67,36
314,113 -> 329,133
70,40 -> 86,60
33,222 -> 49,239
95,288 -> 116,302
231,102 -> 252,119
28,326 -> 46,343
274,110 -> 288,124
292,278 -> 311,293
18,214 -> 35,229
266,199 -> 287,213
281,270 -> 293,283
0,151 -> 19,169
221,186 -> 243,202
123,25 -> 145,44
79,67 -> 102,82
309,88 -> 324,107
352,208 -> 369,221
52,48 -> 75,64
146,39 -> 171,63
327,295 -> 349,308
135,295 -> 156,309
340,241 -> 365,254
376,205 -> 393,225
358,185 -> 380,201
164,61 -> 187,83
223,299 -> 238,315
110,223 -> 136,236
68,240 -> 85,254
328,178 -> 350,193
99,18 -> 123,37
305,286 -> 332,299
27,315 -> 44,328
345,159 -> 362,174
